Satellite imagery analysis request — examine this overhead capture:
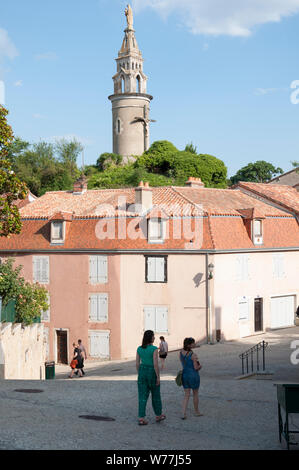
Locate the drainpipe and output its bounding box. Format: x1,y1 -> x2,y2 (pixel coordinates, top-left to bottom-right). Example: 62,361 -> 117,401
205,253 -> 213,344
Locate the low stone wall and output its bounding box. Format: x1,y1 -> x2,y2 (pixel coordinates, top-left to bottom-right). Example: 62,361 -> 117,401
0,322 -> 45,380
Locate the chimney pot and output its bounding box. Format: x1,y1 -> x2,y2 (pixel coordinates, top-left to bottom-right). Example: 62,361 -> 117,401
185,177 -> 205,188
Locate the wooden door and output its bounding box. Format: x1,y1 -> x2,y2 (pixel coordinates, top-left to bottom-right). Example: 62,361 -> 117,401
57,330 -> 68,364
254,298 -> 263,332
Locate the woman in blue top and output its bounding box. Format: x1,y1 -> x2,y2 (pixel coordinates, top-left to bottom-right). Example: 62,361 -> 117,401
136,330 -> 166,425
179,337 -> 203,419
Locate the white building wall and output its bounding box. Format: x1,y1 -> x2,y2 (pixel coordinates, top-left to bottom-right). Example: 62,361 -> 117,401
212,251 -> 299,341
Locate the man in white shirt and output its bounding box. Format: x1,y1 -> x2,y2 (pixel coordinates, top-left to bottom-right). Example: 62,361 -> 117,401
159,336 -> 168,371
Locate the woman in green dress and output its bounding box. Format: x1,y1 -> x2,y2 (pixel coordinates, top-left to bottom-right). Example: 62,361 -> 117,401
136,330 -> 166,425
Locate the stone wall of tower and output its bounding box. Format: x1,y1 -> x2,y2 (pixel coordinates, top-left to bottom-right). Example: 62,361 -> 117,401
110,94 -> 151,160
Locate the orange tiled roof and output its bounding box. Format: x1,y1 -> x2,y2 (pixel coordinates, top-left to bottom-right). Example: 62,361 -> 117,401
235,182 -> 299,215
0,185 -> 297,251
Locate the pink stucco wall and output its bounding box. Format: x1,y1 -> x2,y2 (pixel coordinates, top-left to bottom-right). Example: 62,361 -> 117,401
2,253 -> 122,363
120,253 -> 207,358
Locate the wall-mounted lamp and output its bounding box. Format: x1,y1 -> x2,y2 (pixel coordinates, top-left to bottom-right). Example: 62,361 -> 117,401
208,263 -> 214,280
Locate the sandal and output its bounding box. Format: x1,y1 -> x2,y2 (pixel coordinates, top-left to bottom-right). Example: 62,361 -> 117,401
181,415 -> 187,420
138,418 -> 148,426
195,412 -> 204,417
156,414 -> 166,422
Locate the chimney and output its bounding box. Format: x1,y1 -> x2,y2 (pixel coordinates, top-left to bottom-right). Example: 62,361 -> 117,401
73,175 -> 88,194
135,181 -> 153,211
185,177 -> 205,188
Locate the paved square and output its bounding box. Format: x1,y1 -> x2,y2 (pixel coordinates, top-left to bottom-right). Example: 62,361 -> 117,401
0,327 -> 298,450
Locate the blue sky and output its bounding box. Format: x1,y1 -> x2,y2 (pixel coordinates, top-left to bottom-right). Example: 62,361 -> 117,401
1,0 -> 299,177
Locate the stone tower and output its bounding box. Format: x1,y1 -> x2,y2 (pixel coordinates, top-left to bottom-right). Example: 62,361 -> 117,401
108,4 -> 153,161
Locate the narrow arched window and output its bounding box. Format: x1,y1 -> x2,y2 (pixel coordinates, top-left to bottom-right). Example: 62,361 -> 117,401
136,75 -> 141,93
117,118 -> 121,134
121,76 -> 125,93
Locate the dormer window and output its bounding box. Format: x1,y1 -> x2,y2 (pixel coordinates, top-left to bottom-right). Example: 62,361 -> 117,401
51,221 -> 65,244
253,219 -> 263,245
148,218 -> 164,243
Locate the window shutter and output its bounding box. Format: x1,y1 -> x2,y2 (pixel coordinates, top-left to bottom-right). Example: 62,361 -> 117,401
89,295 -> 98,321
155,307 -> 168,333
273,254 -> 284,279
155,258 -> 165,282
89,256 -> 98,284
238,298 -> 249,321
98,294 -> 108,322
144,306 -> 156,331
33,257 -> 41,283
42,293 -> 50,322
97,256 -> 108,283
147,258 -> 156,282
41,257 -> 49,283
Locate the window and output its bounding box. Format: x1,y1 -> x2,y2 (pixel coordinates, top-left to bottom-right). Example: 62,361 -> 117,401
236,255 -> 250,281
136,75 -> 141,93
41,293 -> 50,322
253,219 -> 263,245
89,293 -> 108,322
143,306 -> 168,333
273,253 -> 285,279
33,256 -> 49,284
89,256 -> 108,284
51,221 -> 64,244
148,218 -> 164,243
145,256 -> 167,283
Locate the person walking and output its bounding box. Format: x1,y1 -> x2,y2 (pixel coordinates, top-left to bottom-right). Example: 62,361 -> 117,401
179,337 -> 203,419
136,330 -> 166,425
69,343 -> 83,378
75,339 -> 87,376
159,336 -> 168,371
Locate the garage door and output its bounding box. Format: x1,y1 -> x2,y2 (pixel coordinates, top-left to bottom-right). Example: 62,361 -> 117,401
270,296 -> 295,329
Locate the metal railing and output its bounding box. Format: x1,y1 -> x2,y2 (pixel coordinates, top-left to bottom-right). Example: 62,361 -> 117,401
239,340 -> 268,375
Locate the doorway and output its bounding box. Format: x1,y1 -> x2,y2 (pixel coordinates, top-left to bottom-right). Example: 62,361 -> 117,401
56,330 -> 68,364
254,298 -> 263,332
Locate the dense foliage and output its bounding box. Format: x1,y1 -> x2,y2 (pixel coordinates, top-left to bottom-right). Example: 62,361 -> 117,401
230,160 -> 283,185
0,106 -> 28,237
7,137 -> 83,196
0,258 -> 49,325
88,141 -> 228,189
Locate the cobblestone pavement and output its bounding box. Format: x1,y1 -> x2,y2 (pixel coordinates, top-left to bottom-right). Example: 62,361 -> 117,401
0,327 -> 298,450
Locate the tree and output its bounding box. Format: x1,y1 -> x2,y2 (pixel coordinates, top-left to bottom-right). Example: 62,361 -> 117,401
184,142 -> 197,154
0,258 -> 48,325
7,137 -> 82,196
135,141 -> 227,188
230,160 -> 283,185
0,106 -> 28,237
55,138 -> 83,179
96,152 -> 123,171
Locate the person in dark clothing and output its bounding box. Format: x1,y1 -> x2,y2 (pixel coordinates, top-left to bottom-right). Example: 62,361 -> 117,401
69,343 -> 83,378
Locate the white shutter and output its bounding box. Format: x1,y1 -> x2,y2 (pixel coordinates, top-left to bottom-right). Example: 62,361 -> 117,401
147,258 -> 156,282
89,331 -> 110,358
89,256 -> 98,284
89,294 -> 98,321
41,257 -> 49,283
41,293 -> 50,322
273,254 -> 285,279
238,298 -> 249,321
144,306 -> 156,331
97,256 -> 108,283
33,256 -> 49,283
98,294 -> 108,322
156,306 -> 168,333
155,258 -> 165,282
33,257 -> 41,282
